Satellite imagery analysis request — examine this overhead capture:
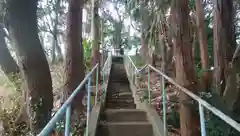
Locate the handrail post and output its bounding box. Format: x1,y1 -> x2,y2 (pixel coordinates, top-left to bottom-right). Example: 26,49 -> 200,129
134,69 -> 137,85
148,66 -> 151,103
86,76 -> 91,136
65,106 -> 71,136
102,69 -> 105,93
126,58 -> 128,74
95,65 -> 99,105
161,75 -> 167,136
199,103 -> 206,136
132,64 -> 134,83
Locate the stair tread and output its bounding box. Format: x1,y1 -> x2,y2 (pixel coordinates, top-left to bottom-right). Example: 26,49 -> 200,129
100,121 -> 151,126
107,99 -> 134,102
111,92 -> 133,95
106,105 -> 136,109
106,103 -> 135,106
102,109 -> 148,122
104,109 -> 145,113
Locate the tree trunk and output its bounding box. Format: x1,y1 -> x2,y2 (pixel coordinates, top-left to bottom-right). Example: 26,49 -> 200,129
51,37 -> 56,64
213,0 -> 237,97
91,0 -> 101,83
168,4 -> 177,78
159,33 -> 166,73
213,1 -> 226,95
140,32 -> 148,63
0,24 -> 20,83
8,0 -> 53,134
64,0 -> 85,111
55,36 -> 63,62
160,21 -> 174,77
139,0 -> 149,64
112,22 -> 122,51
195,0 -> 210,91
213,0 -> 240,113
100,19 -> 104,68
173,0 -> 200,135
52,0 -> 63,63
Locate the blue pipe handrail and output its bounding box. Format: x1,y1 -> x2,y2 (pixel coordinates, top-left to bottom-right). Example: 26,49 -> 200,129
124,55 -> 240,136
38,54 -> 112,136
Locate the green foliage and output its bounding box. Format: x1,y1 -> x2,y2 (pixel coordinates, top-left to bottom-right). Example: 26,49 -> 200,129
167,110 -> 180,129
189,0 -> 196,10
0,95 -> 28,135
165,109 -> 240,136
83,39 -> 92,70
122,35 -> 141,49
130,56 -> 145,67
206,112 -> 240,136
195,18 -> 214,78
55,120 -> 65,133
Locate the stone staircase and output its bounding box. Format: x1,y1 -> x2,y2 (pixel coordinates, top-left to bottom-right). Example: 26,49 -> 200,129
96,57 -> 154,136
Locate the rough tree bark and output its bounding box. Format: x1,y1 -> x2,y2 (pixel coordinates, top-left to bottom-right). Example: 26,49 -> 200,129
213,0 -> 237,97
91,0 -> 101,83
52,0 -> 63,64
195,0 -> 210,91
139,0 -> 149,64
213,0 -> 227,95
64,0 -> 85,112
51,0 -> 63,64
159,29 -> 166,74
8,0 -> 53,134
0,24 -> 20,82
213,0 -> 240,114
168,4 -> 177,78
51,36 -> 56,63
140,32 -> 148,63
173,0 -> 200,135
159,21 -> 174,77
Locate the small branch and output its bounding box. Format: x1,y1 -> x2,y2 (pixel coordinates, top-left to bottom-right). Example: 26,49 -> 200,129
231,44 -> 240,64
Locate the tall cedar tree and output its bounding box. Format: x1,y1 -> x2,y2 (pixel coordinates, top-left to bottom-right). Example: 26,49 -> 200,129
8,0 -> 53,134
173,0 -> 200,135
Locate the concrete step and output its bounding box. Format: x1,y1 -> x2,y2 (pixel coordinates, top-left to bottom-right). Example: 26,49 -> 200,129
107,91 -> 132,95
107,93 -> 133,99
110,77 -> 126,81
108,83 -> 130,90
110,92 -> 133,99
112,57 -> 123,64
106,98 -> 135,104
106,99 -> 134,104
107,96 -> 133,100
97,121 -> 153,136
103,109 -> 148,122
106,96 -> 135,102
106,102 -> 136,109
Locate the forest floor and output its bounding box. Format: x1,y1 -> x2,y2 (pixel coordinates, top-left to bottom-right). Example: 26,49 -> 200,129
0,64 -> 66,135
0,64 -> 65,108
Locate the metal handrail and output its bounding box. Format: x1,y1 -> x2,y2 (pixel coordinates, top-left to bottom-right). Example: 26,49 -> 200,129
38,54 -> 112,136
136,64 -> 147,73
148,65 -> 240,132
127,55 -> 138,71
124,55 -> 240,136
